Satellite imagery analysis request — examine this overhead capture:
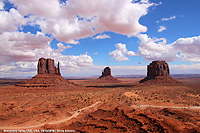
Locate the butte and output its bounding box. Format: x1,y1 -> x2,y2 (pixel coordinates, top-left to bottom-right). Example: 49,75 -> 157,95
139,61 -> 181,85
94,67 -> 121,83
16,57 -> 77,88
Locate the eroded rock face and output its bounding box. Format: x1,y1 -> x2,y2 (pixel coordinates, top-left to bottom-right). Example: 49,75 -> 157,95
140,61 -> 181,84
147,61 -> 169,77
37,57 -> 60,75
101,67 -> 111,77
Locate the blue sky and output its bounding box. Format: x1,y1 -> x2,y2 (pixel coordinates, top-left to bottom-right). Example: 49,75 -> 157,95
0,0 -> 200,77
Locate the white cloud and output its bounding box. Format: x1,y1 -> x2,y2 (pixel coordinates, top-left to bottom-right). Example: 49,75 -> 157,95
0,31 -> 52,63
0,8 -> 26,34
35,18 -> 95,44
126,51 -> 137,56
92,0 -> 154,36
92,34 -> 110,39
67,39 -> 79,45
137,34 -> 200,62
0,31 -> 93,76
109,43 -> 137,62
161,15 -> 176,21
9,0 -> 62,18
158,26 -> 166,32
8,0 -> 157,43
110,50 -> 129,62
173,36 -> 200,62
55,43 -> 72,53
156,15 -> 176,23
136,34 -> 177,62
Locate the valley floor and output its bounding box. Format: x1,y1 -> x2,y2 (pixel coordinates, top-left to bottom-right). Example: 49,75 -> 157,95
0,78 -> 200,132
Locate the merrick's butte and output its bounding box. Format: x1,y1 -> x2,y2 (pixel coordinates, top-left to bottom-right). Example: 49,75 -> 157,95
0,57 -> 200,132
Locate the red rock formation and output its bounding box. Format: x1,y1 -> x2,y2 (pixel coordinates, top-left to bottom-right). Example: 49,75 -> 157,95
99,67 -> 111,78
38,57 -> 60,75
140,61 -> 181,85
147,61 -> 169,77
95,67 -> 121,83
16,58 -> 78,87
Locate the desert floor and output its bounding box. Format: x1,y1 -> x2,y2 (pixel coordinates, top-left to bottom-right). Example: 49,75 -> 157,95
0,78 -> 200,132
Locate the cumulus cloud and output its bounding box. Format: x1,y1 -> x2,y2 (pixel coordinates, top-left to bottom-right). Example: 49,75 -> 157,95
0,0 -> 99,77
137,34 -> 200,62
36,18 -> 95,44
126,51 -> 137,56
9,0 -> 62,18
67,39 -> 79,45
158,26 -> 166,32
109,43 -> 137,62
173,36 -> 200,62
0,8 -> 26,33
0,31 -> 93,77
137,34 -> 177,62
8,0 -> 157,43
55,43 -> 72,53
92,34 -> 110,40
0,31 -> 52,63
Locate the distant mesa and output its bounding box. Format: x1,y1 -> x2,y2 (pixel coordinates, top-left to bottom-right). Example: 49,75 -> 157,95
16,57 -> 77,88
99,67 -> 111,78
95,67 -> 121,83
140,61 -> 181,85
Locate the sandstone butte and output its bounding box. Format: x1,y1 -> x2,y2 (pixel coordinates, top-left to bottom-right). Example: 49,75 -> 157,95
140,61 -> 181,85
16,58 -> 77,88
95,67 -> 121,83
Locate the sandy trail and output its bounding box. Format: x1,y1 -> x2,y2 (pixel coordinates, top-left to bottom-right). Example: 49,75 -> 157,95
0,102 -> 101,130
131,105 -> 200,109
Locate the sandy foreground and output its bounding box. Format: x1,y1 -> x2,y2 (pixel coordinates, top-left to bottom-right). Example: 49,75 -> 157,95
0,78 -> 200,132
